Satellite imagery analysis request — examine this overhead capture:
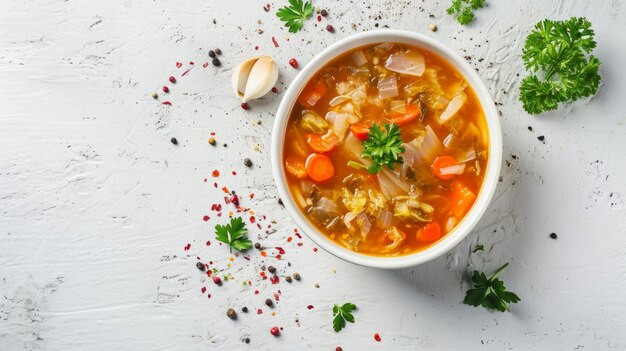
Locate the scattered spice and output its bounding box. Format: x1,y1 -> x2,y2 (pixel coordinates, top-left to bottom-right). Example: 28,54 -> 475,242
321,9 -> 328,17
293,272 -> 301,281
265,298 -> 273,307
208,50 -> 216,58
314,283 -> 320,288
289,58 -> 299,68
162,86 -> 169,93
271,87 -> 279,93
326,24 -> 334,32
336,348 -> 342,351
212,58 -> 221,66
215,48 -> 222,55
241,102 -> 250,110
374,333 -> 381,342
244,158 -> 253,167
429,23 -> 438,31
285,276 -> 292,283
169,76 -> 176,83
270,326 -> 280,336
538,135 -> 545,142
307,305 -> 314,310
151,92 -> 158,99
196,262 -> 205,271
212,276 -> 222,285
254,242 -> 262,250
176,62 -> 182,68
268,266 -> 276,274
227,308 -> 237,319
272,36 -> 279,47
242,306 -> 249,313
170,137 -> 178,145
243,338 -> 250,344
528,126 -> 533,131
212,170 -> 220,177
208,137 -> 216,145
263,3 -> 270,12
550,233 -> 558,239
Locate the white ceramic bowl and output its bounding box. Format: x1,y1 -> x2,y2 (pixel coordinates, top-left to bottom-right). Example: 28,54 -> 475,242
271,29 -> 502,269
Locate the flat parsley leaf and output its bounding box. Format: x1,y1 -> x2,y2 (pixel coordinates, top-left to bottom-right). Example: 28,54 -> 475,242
463,263 -> 521,312
520,17 -> 601,114
360,123 -> 405,174
473,244 -> 484,253
447,0 -> 486,25
332,303 -> 357,332
276,0 -> 315,33
214,217 -> 252,252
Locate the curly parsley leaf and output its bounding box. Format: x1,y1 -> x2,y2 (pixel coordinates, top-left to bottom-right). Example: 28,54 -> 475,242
215,217 -> 252,252
361,123 -> 405,174
276,0 -> 315,33
520,17 -> 601,114
463,263 -> 521,312
447,0 -> 486,25
332,303 -> 357,332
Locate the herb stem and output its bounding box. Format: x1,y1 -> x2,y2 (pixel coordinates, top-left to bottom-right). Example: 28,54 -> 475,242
489,262 -> 509,280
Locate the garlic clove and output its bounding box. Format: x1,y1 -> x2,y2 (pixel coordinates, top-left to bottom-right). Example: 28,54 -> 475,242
242,56 -> 278,102
232,57 -> 258,99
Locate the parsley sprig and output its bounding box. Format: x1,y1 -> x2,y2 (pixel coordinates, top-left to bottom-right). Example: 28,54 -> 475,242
447,0 -> 486,25
276,0 -> 314,33
520,17 -> 601,114
463,263 -> 521,312
332,303 -> 356,332
215,217 -> 252,252
360,123 -> 405,174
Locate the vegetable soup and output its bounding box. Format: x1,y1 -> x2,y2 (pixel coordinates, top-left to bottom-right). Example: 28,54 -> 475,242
283,42 -> 489,256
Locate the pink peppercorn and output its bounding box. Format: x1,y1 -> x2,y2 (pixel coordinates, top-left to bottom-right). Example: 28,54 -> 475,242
169,76 -> 176,83
241,102 -> 249,110
336,348 -> 342,351
326,25 -> 334,32
289,58 -> 299,68
162,86 -> 169,93
212,276 -> 222,285
270,326 -> 279,336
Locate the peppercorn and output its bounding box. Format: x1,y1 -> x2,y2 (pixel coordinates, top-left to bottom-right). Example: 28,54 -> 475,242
254,243 -> 261,250
289,58 -> 299,68
212,58 -> 221,66
428,23 -> 437,32
151,92 -> 158,99
268,266 -> 276,274
208,137 -> 216,145
293,272 -> 300,281
528,126 -> 533,131
242,306 -> 249,313
162,86 -> 169,93
243,338 -> 250,344
215,48 -> 222,55
326,25 -> 334,32
226,308 -> 237,319
212,276 -> 222,285
285,276 -> 292,283
208,50 -> 216,58
169,76 -> 176,83
241,102 -> 249,110
550,233 -> 558,239
271,87 -> 279,93
314,283 -> 320,288
265,298 -> 273,307
270,326 -> 279,336
538,135 -> 545,142
244,158 -> 253,167
321,9 -> 328,17
170,137 -> 178,145
336,347 -> 343,351
196,262 -> 205,271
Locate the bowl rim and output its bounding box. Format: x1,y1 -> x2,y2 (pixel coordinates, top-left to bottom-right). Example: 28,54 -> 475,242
271,29 -> 502,269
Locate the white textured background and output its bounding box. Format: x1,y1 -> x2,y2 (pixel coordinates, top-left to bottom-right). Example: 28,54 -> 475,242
1,0 -> 626,350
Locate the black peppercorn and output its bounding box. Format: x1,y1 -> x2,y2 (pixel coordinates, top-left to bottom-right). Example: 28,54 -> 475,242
265,298 -> 273,307
293,272 -> 301,281
268,266 -> 276,274
321,9 -> 328,16
538,135 -> 545,142
254,243 -> 261,250
550,233 -> 558,239
212,58 -> 221,66
196,262 -> 205,271
244,158 -> 253,167
208,50 -> 216,58
285,276 -> 292,283
215,48 -> 222,55
243,338 -> 250,344
226,308 -> 237,319
242,306 -> 249,313
170,137 -> 178,145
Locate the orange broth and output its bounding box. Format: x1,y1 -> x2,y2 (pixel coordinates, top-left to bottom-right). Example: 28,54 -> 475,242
283,42 -> 489,256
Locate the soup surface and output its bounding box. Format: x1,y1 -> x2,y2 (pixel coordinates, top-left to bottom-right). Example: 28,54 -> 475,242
283,42 -> 488,256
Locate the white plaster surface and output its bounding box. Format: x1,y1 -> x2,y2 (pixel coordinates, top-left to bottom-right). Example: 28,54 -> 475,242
1,0 -> 626,350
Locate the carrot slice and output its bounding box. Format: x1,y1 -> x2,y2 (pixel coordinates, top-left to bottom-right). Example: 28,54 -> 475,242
419,222 -> 442,242
307,132 -> 339,153
350,123 -> 370,141
384,103 -> 421,126
285,157 -> 307,179
450,181 -> 476,219
305,154 -> 335,182
431,155 -> 459,180
298,77 -> 328,108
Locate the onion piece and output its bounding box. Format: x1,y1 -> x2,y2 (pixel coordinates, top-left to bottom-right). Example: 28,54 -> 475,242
356,213 -> 371,238
384,51 -> 426,77
389,99 -> 407,114
326,112 -> 350,141
344,211 -> 359,229
351,50 -> 368,66
440,92 -> 467,123
377,168 -> 409,200
377,210 -> 394,228
439,163 -> 465,176
377,76 -> 399,100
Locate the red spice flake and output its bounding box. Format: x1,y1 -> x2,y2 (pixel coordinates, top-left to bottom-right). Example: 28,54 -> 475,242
274,293 -> 280,301
307,305 -> 314,310
275,254 -> 282,260
249,193 -> 255,199
254,290 -> 259,294
270,276 -> 279,284
206,240 -> 211,246
162,85 -> 169,93
203,62 -> 209,68
184,243 -> 191,251
257,223 -> 262,230
276,247 -> 285,255
217,213 -> 222,217
295,233 -> 302,239
250,216 -> 256,223
161,101 -> 172,105
213,182 -> 218,188
210,132 -> 216,136
317,15 -> 322,22
297,243 -> 303,247
272,36 -> 279,47
176,62 -> 182,68
270,326 -> 279,336
232,171 -> 237,175
260,271 -> 266,277
189,61 -> 194,65
221,186 -> 229,193
289,58 -> 299,68
206,270 -> 212,277
287,237 -> 293,242
201,287 -> 206,293
182,69 -> 191,76
231,195 -> 240,206
336,348 -> 343,351
313,247 -> 318,252
203,178 -> 207,183
202,215 -> 210,222
374,333 -> 381,342
326,25 -> 335,32
241,102 -> 250,110
212,170 -> 220,177
294,228 -> 298,233
243,256 -> 250,261
263,3 -> 270,11
169,76 -> 176,83
257,309 -> 263,314
212,276 -> 222,285
271,87 -> 279,93
255,45 -> 259,50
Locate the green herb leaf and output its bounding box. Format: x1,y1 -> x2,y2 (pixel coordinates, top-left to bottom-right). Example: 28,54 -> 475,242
519,17 -> 601,114
360,123 -> 405,174
332,303 -> 357,332
214,217 -> 252,252
473,244 -> 484,252
447,0 -> 486,25
276,0 -> 315,33
463,263 -> 521,312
